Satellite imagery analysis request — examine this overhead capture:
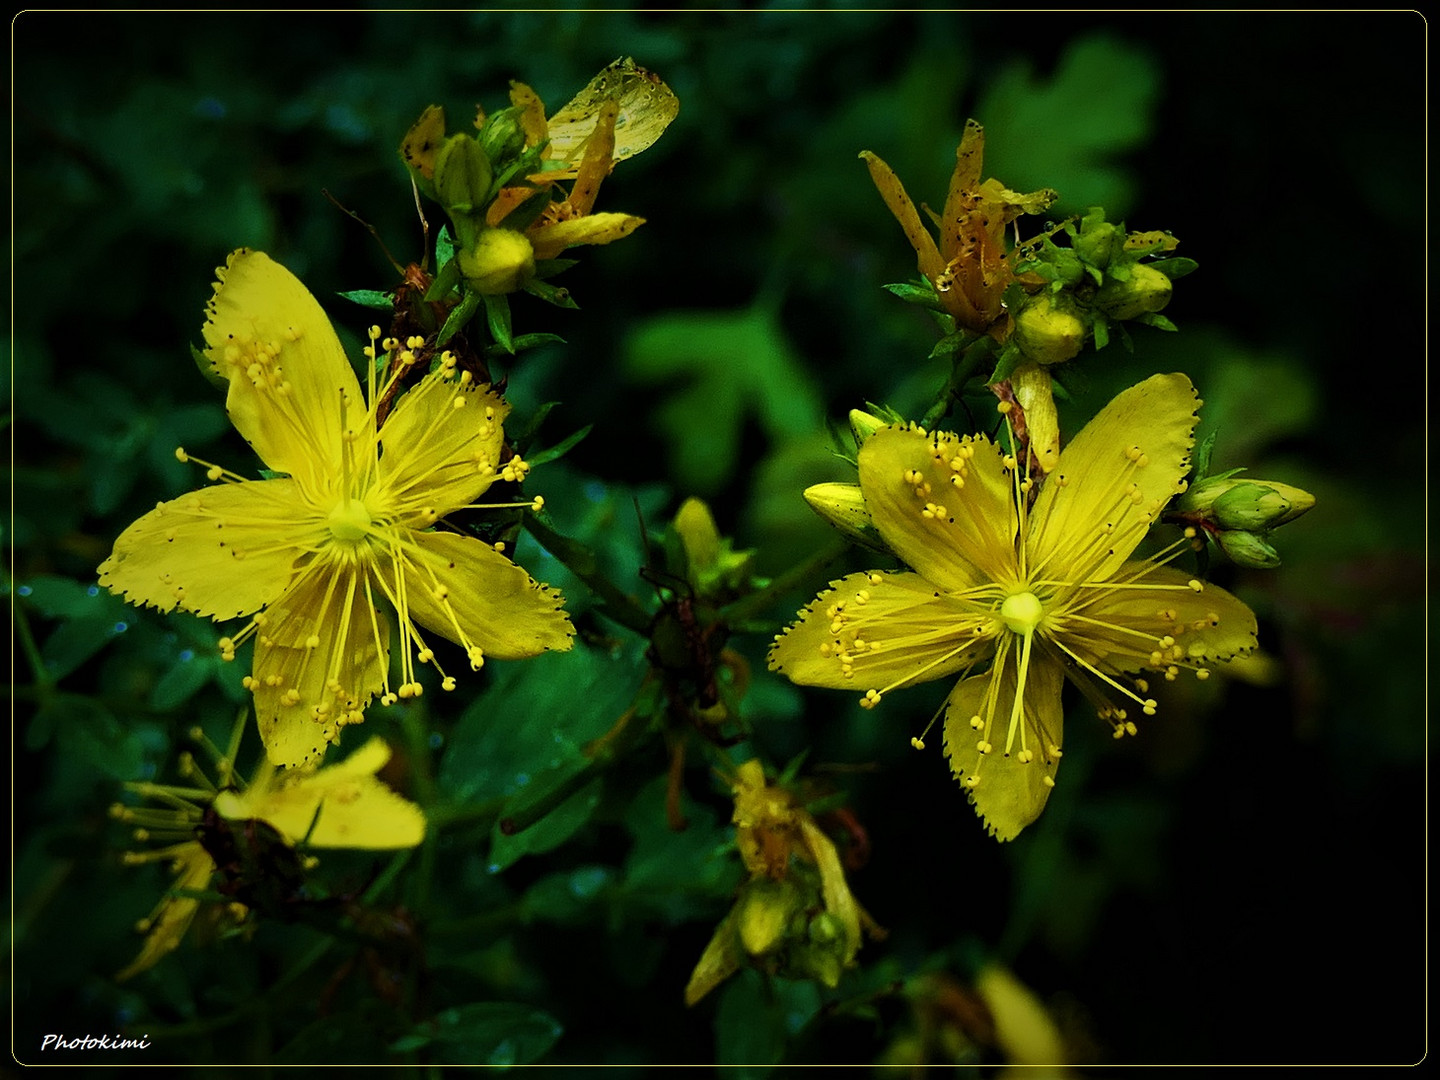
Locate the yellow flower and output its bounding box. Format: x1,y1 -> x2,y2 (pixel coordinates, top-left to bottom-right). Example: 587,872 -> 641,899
861,119 -> 1057,336
114,732 -> 425,980
769,374 -> 1258,840
98,250 -> 573,766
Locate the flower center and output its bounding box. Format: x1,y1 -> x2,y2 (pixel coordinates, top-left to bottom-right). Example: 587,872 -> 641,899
999,591 -> 1044,636
327,498 -> 373,543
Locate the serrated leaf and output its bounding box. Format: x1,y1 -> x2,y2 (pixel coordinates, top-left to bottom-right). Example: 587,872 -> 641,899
622,303 -> 823,493
977,34 -> 1162,214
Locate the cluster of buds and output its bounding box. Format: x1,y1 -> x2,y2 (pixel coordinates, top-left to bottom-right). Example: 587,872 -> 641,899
1172,472 -> 1316,569
684,760 -> 883,1005
398,58 -> 677,338
1006,206 -> 1194,368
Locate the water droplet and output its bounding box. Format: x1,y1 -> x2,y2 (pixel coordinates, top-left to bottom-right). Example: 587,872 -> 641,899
17,585 -> 31,597
111,621 -> 129,635
178,649 -> 195,663
87,585 -> 100,597
428,731 -> 445,750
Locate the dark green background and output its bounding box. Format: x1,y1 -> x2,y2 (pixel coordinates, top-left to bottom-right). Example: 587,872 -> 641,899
10,9 -> 1426,1068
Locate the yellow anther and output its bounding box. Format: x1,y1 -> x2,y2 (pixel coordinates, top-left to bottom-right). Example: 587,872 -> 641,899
910,736 -> 925,750
1017,749 -> 1034,764
442,676 -> 457,691
969,714 -> 983,730
174,447 -> 189,462
1042,775 -> 1056,788
964,775 -> 980,788
531,495 -> 545,511
1196,668 -> 1211,681
976,740 -> 993,754
997,400 -> 1013,414
1188,579 -> 1204,592
304,634 -> 320,649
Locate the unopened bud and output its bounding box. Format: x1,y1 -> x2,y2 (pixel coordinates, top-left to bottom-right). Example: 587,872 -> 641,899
1012,292 -> 1088,366
1211,480 -> 1315,530
1179,477 -> 1316,530
848,408 -> 886,444
736,879 -> 799,958
433,133 -> 493,216
1074,216 -> 1123,270
458,228 -> 536,295
1215,528 -> 1282,569
803,483 -> 889,554
1095,263 -> 1173,321
477,106 -> 527,165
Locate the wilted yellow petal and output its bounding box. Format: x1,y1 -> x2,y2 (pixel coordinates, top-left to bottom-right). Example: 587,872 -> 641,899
116,846 -> 214,981
974,963 -> 1071,1069
399,103 -> 446,183
546,57 -> 679,168
859,150 -> 944,283
530,212 -> 645,260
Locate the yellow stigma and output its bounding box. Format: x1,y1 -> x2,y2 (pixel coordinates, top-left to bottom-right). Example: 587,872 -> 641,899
999,591 -> 1045,636
327,499 -> 373,543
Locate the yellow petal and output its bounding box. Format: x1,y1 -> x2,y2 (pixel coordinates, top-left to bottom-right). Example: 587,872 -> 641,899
1027,373 -> 1199,582
98,479 -> 312,620
116,845 -> 214,981
377,374 -> 510,518
1066,563 -> 1258,673
251,737 -> 425,849
530,212 -> 645,261
546,57 -> 679,169
942,653 -> 1064,841
859,150 -> 944,283
768,571 -> 994,692
251,565 -> 391,767
397,531 -> 574,660
201,250 -> 363,492
859,426 -> 1019,591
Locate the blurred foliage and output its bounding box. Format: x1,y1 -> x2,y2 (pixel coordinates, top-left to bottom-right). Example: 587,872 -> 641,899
9,9 -> 1425,1069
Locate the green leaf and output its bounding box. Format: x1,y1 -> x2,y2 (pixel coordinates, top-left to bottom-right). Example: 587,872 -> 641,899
488,774 -> 603,872
337,288 -> 394,311
622,302 -> 823,493
978,34 -> 1162,214
437,289 -> 479,346
484,292 -> 514,353
881,280 -> 941,308
522,278 -> 578,310
526,424 -> 591,468
400,1002 -> 562,1066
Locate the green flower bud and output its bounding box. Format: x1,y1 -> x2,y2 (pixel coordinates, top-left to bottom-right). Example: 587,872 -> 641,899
458,228 -> 536,295
1211,481 -> 1316,531
433,133 -> 493,216
803,483 -> 889,554
477,106 -> 527,166
1215,528 -> 1282,569
1074,216 -> 1122,270
848,409 -> 886,444
1095,263 -> 1173,321
1012,292 -> 1088,367
1178,477 -> 1316,530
